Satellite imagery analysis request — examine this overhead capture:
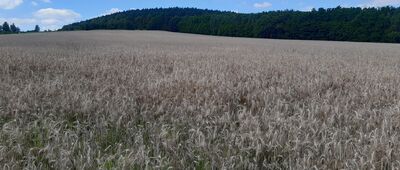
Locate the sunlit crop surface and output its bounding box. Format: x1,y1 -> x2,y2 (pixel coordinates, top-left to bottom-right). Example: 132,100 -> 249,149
1,31 -> 400,169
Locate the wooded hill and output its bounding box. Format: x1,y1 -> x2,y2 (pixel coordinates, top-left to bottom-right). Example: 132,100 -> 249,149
61,7 -> 400,43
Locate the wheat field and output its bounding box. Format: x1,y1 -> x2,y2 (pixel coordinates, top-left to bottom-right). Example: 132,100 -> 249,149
1,31 -> 400,169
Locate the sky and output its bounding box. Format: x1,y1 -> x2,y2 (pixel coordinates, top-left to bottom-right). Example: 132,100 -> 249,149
1,0 -> 400,31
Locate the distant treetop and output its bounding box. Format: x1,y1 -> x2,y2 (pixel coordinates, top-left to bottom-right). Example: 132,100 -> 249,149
35,25 -> 40,32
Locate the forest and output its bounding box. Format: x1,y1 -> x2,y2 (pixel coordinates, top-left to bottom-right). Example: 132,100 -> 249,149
61,7 -> 400,43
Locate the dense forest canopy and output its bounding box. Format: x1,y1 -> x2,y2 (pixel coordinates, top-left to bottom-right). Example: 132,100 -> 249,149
61,7 -> 400,43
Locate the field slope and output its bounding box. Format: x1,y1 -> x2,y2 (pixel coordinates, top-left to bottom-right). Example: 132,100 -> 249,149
1,31 -> 400,169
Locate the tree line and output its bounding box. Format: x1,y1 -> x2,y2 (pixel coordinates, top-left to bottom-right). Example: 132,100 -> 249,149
0,22 -> 41,34
0,22 -> 20,34
61,7 -> 400,43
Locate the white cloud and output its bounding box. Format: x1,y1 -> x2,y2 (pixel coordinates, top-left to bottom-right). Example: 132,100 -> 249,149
0,8 -> 80,31
40,18 -> 58,25
0,17 -> 36,25
0,0 -> 23,9
253,2 -> 272,9
34,8 -> 80,19
31,0 -> 50,7
362,0 -> 400,7
302,6 -> 314,12
102,8 -> 122,16
33,8 -> 80,30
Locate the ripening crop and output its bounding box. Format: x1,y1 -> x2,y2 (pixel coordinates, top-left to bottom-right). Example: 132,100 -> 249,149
1,31 -> 400,169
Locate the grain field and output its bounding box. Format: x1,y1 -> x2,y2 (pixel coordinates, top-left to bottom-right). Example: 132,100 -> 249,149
1,31 -> 400,169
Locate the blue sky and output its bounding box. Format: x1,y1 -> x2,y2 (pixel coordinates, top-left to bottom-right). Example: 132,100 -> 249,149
1,0 -> 400,31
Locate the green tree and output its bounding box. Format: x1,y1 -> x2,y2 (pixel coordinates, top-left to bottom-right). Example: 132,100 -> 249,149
34,25 -> 40,32
10,23 -> 19,33
2,22 -> 10,32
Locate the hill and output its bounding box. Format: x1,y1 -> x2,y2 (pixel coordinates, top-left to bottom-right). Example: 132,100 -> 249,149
61,7 -> 400,43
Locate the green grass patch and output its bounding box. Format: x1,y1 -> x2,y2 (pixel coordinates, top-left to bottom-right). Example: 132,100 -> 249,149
96,124 -> 127,154
0,115 -> 13,127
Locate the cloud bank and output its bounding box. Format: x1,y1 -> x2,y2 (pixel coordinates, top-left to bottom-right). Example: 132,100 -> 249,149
362,0 -> 400,7
103,8 -> 122,15
254,2 -> 272,9
0,0 -> 23,9
0,8 -> 81,31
